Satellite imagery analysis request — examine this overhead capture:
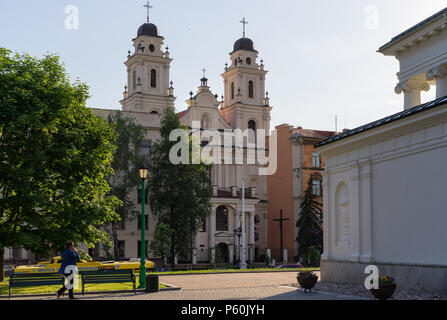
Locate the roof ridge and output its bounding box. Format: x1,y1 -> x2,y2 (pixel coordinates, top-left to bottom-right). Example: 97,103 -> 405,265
315,95 -> 447,148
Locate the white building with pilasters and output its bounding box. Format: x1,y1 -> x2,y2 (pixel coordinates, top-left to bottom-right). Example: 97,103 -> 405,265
316,8 -> 447,293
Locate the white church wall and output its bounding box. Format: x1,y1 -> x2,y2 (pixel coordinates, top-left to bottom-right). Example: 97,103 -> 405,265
318,105 -> 447,292
371,145 -> 447,265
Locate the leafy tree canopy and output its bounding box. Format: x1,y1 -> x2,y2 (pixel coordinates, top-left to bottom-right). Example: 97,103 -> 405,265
106,111 -> 147,259
150,222 -> 173,268
0,48 -> 120,260
148,107 -> 212,266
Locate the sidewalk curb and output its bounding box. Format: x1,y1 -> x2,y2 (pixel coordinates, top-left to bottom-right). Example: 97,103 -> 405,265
155,269 -> 320,276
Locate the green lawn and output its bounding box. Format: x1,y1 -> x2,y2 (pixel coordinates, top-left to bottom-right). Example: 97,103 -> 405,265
1,275 -> 166,296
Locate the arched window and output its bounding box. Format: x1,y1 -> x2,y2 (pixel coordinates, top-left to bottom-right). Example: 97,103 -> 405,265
231,82 -> 235,99
248,81 -> 254,99
150,69 -> 156,88
248,120 -> 256,131
248,120 -> 257,144
216,206 -> 229,231
133,70 -> 136,89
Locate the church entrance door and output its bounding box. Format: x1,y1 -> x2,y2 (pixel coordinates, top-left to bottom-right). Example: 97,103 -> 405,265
216,243 -> 229,263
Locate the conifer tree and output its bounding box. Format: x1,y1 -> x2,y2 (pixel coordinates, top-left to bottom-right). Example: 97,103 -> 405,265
296,178 -> 323,264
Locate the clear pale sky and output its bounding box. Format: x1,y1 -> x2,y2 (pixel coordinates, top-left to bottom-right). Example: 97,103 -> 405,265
1,0 -> 446,131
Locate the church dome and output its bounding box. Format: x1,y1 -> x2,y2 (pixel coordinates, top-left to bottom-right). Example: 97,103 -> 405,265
137,23 -> 162,38
231,37 -> 258,53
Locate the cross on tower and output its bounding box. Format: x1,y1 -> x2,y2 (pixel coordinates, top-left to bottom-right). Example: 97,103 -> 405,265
274,209 -> 290,263
143,1 -> 153,23
201,68 -> 208,86
240,17 -> 248,38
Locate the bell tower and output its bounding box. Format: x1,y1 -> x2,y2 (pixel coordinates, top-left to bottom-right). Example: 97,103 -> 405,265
120,2 -> 175,114
220,18 -> 272,133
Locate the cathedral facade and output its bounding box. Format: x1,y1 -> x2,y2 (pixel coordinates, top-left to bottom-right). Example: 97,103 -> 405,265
92,18 -> 272,265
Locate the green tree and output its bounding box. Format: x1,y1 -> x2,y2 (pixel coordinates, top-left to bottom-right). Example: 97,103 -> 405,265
0,49 -> 120,280
148,107 -> 212,267
150,222 -> 173,268
296,178 -> 323,265
105,111 -> 147,260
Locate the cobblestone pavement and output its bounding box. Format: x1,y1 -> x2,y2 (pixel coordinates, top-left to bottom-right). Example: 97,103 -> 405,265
5,271 -> 368,300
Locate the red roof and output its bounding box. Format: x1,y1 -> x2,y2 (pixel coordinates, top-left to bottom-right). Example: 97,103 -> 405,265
176,109 -> 187,118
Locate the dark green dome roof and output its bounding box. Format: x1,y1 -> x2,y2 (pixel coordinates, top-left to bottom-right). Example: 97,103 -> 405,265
137,23 -> 162,38
231,37 -> 257,53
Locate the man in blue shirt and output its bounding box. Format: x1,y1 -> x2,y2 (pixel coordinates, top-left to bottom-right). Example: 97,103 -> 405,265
56,241 -> 80,299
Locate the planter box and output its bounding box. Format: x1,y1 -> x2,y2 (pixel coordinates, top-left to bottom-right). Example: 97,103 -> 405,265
370,284 -> 397,300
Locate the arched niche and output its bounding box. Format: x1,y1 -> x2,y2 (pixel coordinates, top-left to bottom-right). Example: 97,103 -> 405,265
335,182 -> 350,244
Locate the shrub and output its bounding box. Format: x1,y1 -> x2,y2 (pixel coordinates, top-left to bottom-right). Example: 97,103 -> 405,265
297,270 -> 318,281
378,275 -> 395,286
308,246 -> 320,267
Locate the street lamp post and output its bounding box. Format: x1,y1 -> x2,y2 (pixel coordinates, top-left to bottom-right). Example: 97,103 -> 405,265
240,164 -> 247,269
138,166 -> 149,289
233,227 -> 242,266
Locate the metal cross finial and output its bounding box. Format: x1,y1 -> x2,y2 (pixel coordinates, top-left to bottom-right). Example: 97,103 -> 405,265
240,17 -> 248,37
202,68 -> 206,78
143,1 -> 153,23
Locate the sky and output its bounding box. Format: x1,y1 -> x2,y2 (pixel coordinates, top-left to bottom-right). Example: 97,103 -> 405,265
1,0 -> 446,131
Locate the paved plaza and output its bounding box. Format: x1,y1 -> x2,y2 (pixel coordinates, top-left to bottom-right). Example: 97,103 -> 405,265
5,271 -> 369,300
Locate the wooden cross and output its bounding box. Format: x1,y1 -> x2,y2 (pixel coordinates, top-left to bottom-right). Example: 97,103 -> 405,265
274,209 -> 290,262
240,17 -> 248,38
143,1 -> 153,23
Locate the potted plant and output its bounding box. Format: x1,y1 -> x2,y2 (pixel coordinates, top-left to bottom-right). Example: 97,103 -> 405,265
297,271 -> 318,292
370,275 -> 397,300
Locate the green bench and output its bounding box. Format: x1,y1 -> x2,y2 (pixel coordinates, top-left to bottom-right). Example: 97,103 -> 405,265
9,273 -> 65,298
80,269 -> 136,295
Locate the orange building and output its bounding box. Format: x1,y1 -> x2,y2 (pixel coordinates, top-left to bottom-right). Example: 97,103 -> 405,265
267,124 -> 335,262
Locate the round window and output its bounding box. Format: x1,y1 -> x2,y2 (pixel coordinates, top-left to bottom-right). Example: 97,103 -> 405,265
246,57 -> 251,65
149,44 -> 155,52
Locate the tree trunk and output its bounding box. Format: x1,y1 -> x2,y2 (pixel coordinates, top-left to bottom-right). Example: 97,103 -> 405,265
0,247 -> 4,281
170,235 -> 176,269
111,223 -> 119,260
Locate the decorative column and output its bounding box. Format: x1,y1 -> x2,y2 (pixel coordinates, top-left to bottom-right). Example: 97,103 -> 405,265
209,207 -> 216,264
228,245 -> 234,265
192,230 -> 200,265
359,160 -> 374,263
349,162 -> 361,262
395,79 -> 430,110
321,172 -> 330,261
265,248 -> 271,261
426,64 -> 447,99
282,248 -> 288,263
212,185 -> 218,197
249,211 -> 255,264
234,211 -> 240,263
